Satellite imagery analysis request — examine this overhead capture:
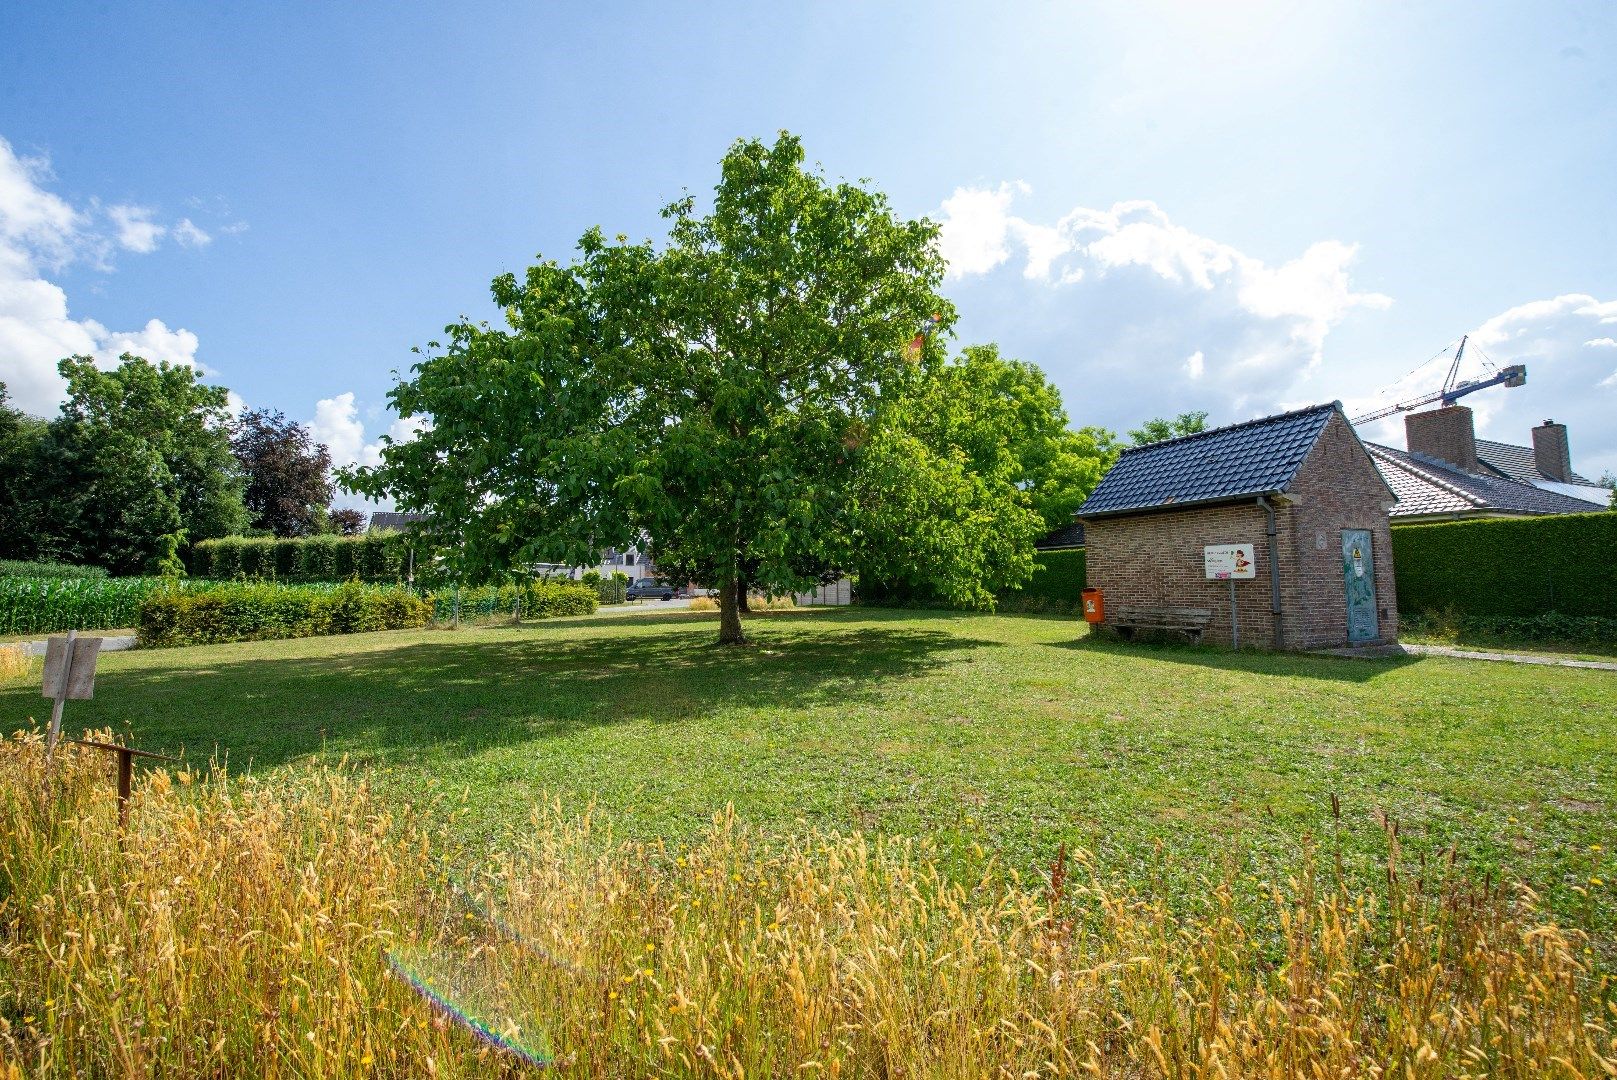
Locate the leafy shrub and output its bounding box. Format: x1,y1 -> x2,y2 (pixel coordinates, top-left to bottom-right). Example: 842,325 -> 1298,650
138,581 -> 429,647
1400,608 -> 1617,649
0,559 -> 108,580
426,580 -> 598,623
1391,514 -> 1617,619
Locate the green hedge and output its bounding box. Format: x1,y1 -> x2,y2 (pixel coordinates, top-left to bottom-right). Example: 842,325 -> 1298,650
1391,514 -> 1617,618
188,534 -> 411,583
0,560 -> 108,580
139,581 -> 429,647
998,548 -> 1087,612
426,580 -> 598,622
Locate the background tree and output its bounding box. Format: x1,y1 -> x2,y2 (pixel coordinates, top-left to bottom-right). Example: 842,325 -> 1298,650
347,132 -> 1011,644
232,407 -> 335,536
33,355 -> 246,574
0,382 -> 49,559
328,507 -> 368,535
1128,410 -> 1208,446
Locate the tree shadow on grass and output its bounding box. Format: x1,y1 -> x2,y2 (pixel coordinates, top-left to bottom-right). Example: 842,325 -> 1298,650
12,619 -> 990,772
1045,634 -> 1422,684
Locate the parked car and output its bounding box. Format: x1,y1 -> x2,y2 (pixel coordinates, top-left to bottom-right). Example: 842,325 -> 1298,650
626,577 -> 677,601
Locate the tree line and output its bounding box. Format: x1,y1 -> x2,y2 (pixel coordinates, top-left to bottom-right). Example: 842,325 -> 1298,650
0,359 -> 357,576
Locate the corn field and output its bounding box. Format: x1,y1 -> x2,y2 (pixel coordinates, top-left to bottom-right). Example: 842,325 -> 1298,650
0,577 -> 238,636
1,731 -> 1611,1078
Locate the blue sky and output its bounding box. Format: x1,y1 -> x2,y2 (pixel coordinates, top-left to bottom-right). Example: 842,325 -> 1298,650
3,1 -> 1615,493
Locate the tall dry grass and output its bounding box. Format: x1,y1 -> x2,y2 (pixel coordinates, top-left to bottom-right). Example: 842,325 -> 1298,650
0,646 -> 30,684
1,731 -> 1612,1077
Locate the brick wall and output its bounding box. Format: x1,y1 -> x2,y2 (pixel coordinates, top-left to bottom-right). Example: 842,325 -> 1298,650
1282,412 -> 1399,648
1083,411 -> 1398,650
1085,502 -> 1283,647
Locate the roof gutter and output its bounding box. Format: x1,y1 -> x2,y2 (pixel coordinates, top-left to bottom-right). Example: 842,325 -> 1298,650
1256,496 -> 1284,650
1077,489 -> 1286,521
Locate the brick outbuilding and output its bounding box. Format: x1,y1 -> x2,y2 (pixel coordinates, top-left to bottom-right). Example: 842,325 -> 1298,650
1076,403 -> 1398,650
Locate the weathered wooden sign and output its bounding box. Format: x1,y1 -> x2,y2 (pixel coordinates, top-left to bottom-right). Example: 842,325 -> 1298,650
43,634 -> 102,701
42,631 -> 102,750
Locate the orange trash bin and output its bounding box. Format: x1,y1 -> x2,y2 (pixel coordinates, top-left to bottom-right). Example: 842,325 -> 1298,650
1081,588 -> 1104,623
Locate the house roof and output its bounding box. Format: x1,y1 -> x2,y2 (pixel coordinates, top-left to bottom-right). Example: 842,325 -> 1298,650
1474,438 -> 1594,486
1076,403 -> 1339,518
1034,521 -> 1086,550
1366,443 -> 1605,518
367,511 -> 428,533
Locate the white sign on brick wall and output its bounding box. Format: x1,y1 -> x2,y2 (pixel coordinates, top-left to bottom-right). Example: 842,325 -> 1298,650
1204,543 -> 1256,580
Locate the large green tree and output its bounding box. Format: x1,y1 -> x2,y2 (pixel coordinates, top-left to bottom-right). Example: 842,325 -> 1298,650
31,356 -> 247,574
347,133 -> 1024,644
0,383 -> 50,559
851,345 -> 1119,606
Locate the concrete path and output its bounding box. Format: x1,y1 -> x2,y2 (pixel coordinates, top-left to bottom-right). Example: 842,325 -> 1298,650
593,598 -> 696,616
15,634 -> 138,657
1399,642 -> 1617,671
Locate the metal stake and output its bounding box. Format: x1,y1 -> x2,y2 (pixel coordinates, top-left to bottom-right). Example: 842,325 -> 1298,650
1229,578 -> 1240,649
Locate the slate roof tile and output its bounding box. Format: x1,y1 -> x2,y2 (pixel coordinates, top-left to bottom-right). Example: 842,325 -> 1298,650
1366,443 -> 1605,517
1077,403 -> 1337,518
1474,438 -> 1594,485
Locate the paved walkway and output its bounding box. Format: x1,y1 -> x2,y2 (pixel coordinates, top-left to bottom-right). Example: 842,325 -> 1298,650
1399,642 -> 1617,671
15,634 -> 138,657
1314,641 -> 1617,671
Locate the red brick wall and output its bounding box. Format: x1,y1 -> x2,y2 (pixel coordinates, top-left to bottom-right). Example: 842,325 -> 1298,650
1282,412 -> 1399,647
1085,502 -> 1284,647
1083,411 -> 1398,650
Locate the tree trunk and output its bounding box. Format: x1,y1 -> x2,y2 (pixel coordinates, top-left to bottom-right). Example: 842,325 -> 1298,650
736,572 -> 752,613
718,577 -> 747,645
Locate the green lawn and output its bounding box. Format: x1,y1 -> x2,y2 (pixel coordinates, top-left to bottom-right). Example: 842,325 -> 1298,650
4,608 -> 1614,946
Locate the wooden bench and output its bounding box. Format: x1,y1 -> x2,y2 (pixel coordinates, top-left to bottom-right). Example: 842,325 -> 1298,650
1106,605 -> 1213,644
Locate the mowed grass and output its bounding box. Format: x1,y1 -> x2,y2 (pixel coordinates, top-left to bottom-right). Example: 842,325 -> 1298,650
3,607 -> 1613,945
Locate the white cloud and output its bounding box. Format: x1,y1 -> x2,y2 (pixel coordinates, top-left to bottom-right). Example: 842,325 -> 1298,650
0,136 -> 205,415
107,204 -> 165,253
173,218 -> 211,248
1585,337 -> 1617,348
309,392 -> 430,511
939,183 -> 1390,426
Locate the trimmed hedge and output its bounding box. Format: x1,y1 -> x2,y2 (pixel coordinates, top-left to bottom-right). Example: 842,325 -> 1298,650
0,577 -> 233,636
139,581 -> 429,647
998,548 -> 1087,613
427,580 -> 598,622
0,560 -> 108,580
1391,514 -> 1617,618
188,534 -> 411,584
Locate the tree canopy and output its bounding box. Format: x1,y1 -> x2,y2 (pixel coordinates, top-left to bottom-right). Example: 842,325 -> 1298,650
347,132 -> 1046,643
0,356 -> 246,574
1128,410 -> 1209,446
232,407 -> 335,537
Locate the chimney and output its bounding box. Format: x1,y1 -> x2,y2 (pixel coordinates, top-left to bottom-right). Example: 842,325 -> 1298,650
1405,405 -> 1480,473
1532,419 -> 1572,482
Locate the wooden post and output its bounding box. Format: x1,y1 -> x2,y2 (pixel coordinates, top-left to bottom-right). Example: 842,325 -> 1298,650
45,629 -> 75,754
69,739 -> 179,846
1229,578 -> 1239,649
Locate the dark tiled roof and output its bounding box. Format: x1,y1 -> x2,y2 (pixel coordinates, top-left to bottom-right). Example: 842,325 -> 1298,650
367,511 -> 429,533
1077,403 -> 1337,518
1034,521 -> 1086,550
1474,438 -> 1594,485
1367,444 -> 1605,518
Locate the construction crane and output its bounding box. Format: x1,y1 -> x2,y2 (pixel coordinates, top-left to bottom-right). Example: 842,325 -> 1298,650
1349,335 -> 1527,425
